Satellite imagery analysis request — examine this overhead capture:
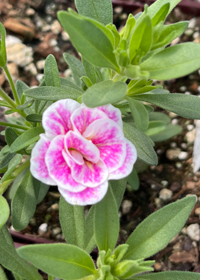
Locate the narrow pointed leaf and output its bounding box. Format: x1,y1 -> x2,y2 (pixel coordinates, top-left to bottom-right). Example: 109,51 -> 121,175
94,186 -> 119,251
11,171 -> 36,231
123,122 -> 157,165
0,196 -> 9,229
127,168 -> 140,191
133,92 -> 200,119
10,127 -> 44,153
126,97 -> 149,131
0,265 -> 8,280
82,80 -> 127,107
123,196 -> 196,260
110,178 -> 127,208
140,43 -> 200,80
26,114 -> 42,122
63,53 -> 85,87
33,178 -> 49,204
148,0 -> 182,18
58,11 -> 119,71
59,196 -> 85,249
75,0 -> 113,25
17,244 -> 96,280
85,206 -> 96,254
44,54 -> 61,87
150,124 -> 182,142
0,226 -> 43,280
25,86 -> 82,101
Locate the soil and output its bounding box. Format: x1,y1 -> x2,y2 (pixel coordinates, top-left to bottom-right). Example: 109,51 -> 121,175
1,0 -> 200,278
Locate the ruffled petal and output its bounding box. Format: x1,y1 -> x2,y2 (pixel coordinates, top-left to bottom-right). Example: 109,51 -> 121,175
71,106 -> 107,134
30,134 -> 56,185
97,142 -> 126,173
58,181 -> 108,206
83,118 -> 126,172
45,135 -> 85,192
98,104 -> 123,129
109,139 -> 137,180
42,99 -> 80,137
71,159 -> 108,188
64,131 -> 100,163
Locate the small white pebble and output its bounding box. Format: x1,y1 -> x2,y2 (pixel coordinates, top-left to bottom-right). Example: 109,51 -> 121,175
185,91 -> 191,95
178,151 -> 188,160
193,31 -> 200,39
122,200 -> 132,214
187,224 -> 200,241
159,188 -> 173,201
179,86 -> 187,92
161,180 -> 168,187
61,31 -> 70,41
38,223 -> 48,234
175,162 -> 182,169
170,142 -> 177,148
187,124 -> 194,131
49,39 -> 57,46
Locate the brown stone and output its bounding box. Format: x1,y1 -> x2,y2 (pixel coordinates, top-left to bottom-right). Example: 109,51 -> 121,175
169,250 -> 196,264
4,18 -> 35,38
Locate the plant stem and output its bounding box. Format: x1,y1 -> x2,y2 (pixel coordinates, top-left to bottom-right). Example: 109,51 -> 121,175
0,88 -> 16,108
0,121 -> 29,130
3,65 -> 20,105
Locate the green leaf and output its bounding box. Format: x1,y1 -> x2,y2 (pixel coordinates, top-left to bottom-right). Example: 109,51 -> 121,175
85,206 -> 96,254
127,168 -> 140,191
123,196 -> 196,260
133,271 -> 200,280
0,22 -> 7,67
16,99 -> 34,110
10,127 -> 44,153
11,170 -> 36,231
126,97 -> 149,131
110,178 -> 127,208
58,11 -> 119,72
145,121 -> 166,136
149,112 -> 170,124
60,77 -> 84,92
0,226 -> 43,280
17,244 -> 96,280
8,169 -> 28,200
44,54 -> 61,87
94,186 -> 119,251
1,154 -> 22,183
59,196 -> 85,249
0,265 -> 8,280
129,14 -> 152,64
140,43 -> 200,80
33,178 -> 49,204
25,86 -> 82,101
152,21 -> 188,50
0,196 -> 9,229
123,122 -> 158,165
133,92 -> 200,119
75,0 -> 113,25
0,153 -> 16,172
151,3 -> 170,26
5,128 -> 18,146
26,114 -> 42,122
148,0 -> 182,18
82,80 -> 127,107
63,53 -> 85,87
16,80 -> 29,104
82,57 -> 97,84
150,124 -> 182,142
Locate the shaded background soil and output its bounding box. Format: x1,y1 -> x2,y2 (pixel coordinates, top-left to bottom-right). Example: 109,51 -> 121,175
1,0 -> 200,277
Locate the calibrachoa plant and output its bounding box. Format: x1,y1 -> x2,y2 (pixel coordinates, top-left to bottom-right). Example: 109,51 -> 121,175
0,0 -> 200,279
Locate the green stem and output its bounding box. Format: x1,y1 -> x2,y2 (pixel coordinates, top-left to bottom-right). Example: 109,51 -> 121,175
0,88 -> 16,108
0,121 -> 29,130
3,65 -> 20,105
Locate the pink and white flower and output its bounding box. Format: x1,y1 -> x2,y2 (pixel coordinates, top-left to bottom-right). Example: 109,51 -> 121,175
30,99 -> 137,205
